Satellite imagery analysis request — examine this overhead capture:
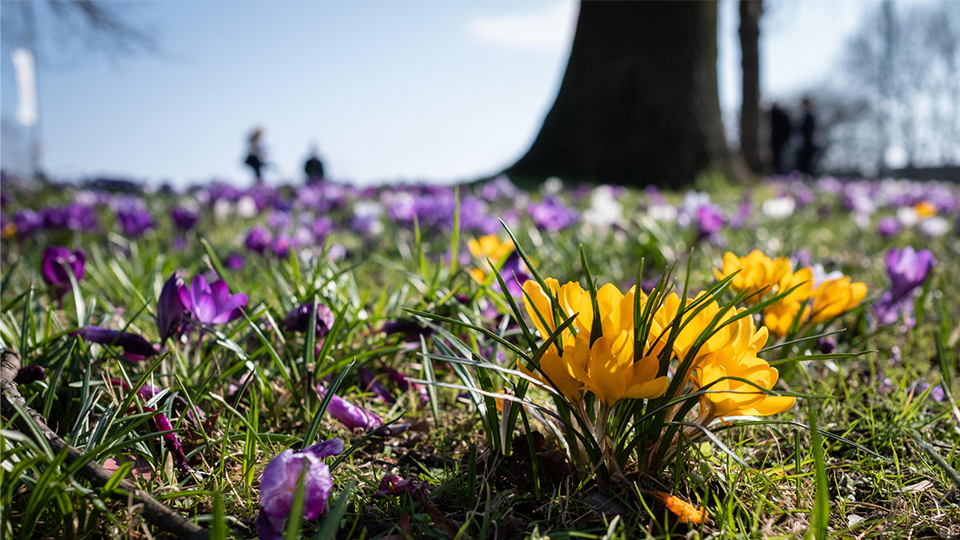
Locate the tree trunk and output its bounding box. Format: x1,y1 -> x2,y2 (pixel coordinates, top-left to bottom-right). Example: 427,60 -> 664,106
509,0 -> 746,188
739,0 -> 763,173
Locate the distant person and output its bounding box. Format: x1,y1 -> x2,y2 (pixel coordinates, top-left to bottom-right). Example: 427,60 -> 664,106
244,127 -> 266,184
769,102 -> 791,175
304,144 -> 325,184
796,97 -> 817,176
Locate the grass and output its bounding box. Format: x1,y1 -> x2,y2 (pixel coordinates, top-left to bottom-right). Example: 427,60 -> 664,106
1,175 -> 959,539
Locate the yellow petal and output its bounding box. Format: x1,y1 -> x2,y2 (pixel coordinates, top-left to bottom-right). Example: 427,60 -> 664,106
622,375 -> 668,400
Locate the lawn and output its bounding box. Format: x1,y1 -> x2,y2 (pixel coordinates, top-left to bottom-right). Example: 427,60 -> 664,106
1,173 -> 958,539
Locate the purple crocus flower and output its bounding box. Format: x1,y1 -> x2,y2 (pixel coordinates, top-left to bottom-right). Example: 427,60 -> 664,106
381,320 -> 434,342
256,438 -> 344,540
225,253 -> 246,271
373,474 -> 414,499
157,273 -> 186,342
875,247 -> 935,328
886,247 -> 936,302
877,217 -> 900,238
41,247 -> 85,301
171,207 -> 199,232
317,386 -> 383,432
271,235 -> 292,259
73,326 -> 158,359
116,207 -> 156,238
359,367 -> 396,405
131,405 -> 190,474
14,365 -> 46,385
245,225 -> 272,255
695,205 -> 725,242
283,302 -> 335,337
178,275 -> 248,325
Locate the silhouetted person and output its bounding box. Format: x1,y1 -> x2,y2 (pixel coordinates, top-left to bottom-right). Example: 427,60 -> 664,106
769,102 -> 791,175
304,144 -> 325,184
244,127 -> 266,184
796,98 -> 817,176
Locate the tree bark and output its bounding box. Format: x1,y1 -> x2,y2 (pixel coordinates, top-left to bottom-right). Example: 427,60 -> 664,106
509,0 -> 746,188
739,0 -> 763,173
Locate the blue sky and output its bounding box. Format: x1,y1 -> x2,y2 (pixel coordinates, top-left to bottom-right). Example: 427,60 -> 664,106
1,0 -> 872,186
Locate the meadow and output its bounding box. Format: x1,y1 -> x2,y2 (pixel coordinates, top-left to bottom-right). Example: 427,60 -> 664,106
1,172 -> 958,539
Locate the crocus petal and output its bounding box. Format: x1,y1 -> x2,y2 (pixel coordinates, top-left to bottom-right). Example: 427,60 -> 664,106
74,326 -> 158,358
317,386 -> 383,432
195,295 -> 220,324
214,293 -> 248,323
256,511 -> 286,540
304,438 -> 344,459
190,275 -> 210,312
210,279 -> 231,306
157,273 -> 185,342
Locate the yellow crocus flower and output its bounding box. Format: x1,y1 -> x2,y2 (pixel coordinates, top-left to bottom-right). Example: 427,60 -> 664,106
762,266 -> 814,337
763,301 -> 809,338
522,279 -> 572,347
564,332 -> 668,408
694,349 -> 794,419
468,235 -> 514,261
914,201 -> 937,218
653,293 -> 767,366
468,235 -> 516,283
808,276 -> 867,325
521,279 -> 652,348
518,331 -> 668,407
518,346 -> 584,404
714,251 -> 790,304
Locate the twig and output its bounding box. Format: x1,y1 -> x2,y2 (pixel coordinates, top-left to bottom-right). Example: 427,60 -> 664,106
0,350 -> 209,540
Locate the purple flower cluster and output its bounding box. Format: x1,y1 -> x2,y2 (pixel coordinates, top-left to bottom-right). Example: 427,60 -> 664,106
42,204 -> 99,232
116,207 -> 156,239
528,196 -> 578,232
